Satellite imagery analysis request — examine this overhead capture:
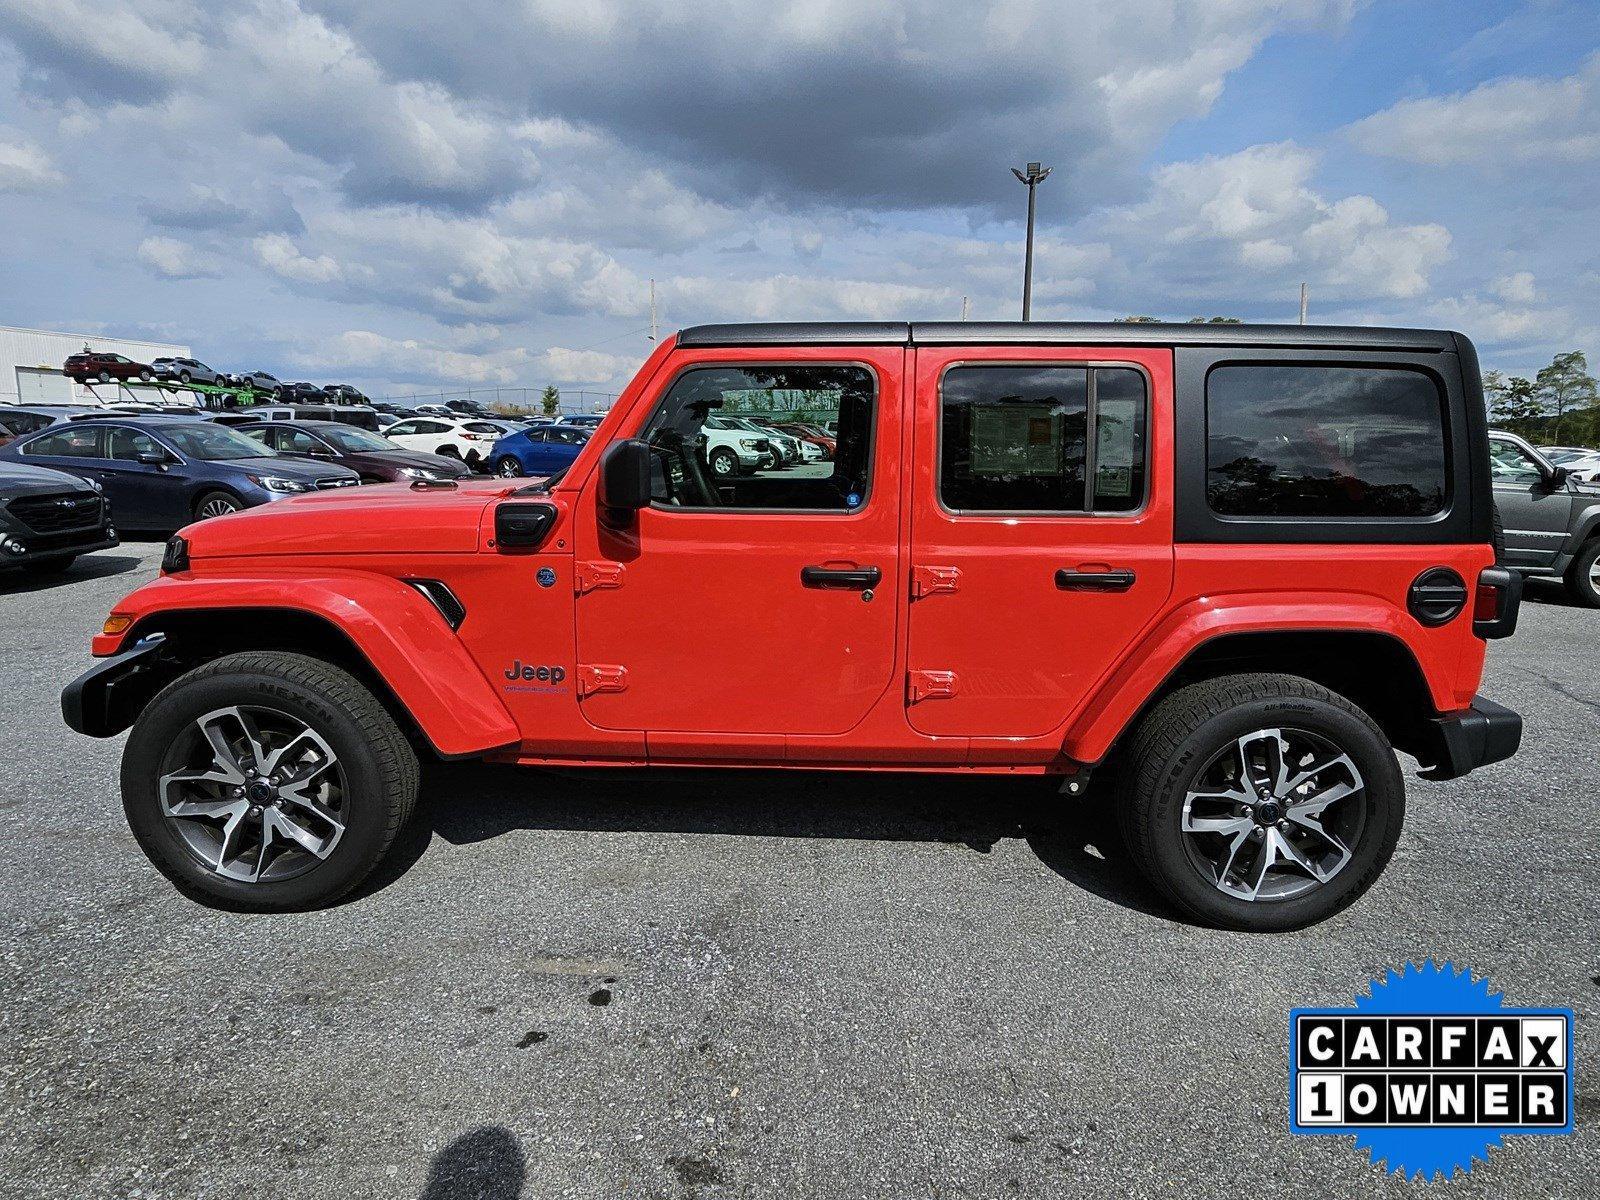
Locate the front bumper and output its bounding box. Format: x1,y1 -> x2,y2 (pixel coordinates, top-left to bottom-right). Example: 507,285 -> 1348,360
0,521 -> 118,566
62,634 -> 169,737
1419,695 -> 1523,781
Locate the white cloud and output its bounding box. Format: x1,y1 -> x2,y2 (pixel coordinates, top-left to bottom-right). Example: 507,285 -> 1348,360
1103,142 -> 1451,301
1346,53 -> 1600,167
1492,271 -> 1538,305
254,233 -> 361,285
0,129 -> 63,190
136,236 -> 219,279
538,347 -> 642,386
307,330 -> 527,384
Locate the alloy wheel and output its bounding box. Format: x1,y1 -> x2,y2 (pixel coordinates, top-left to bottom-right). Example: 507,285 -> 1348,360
496,456 -> 521,477
198,496 -> 240,518
1179,726 -> 1367,902
157,705 -> 348,883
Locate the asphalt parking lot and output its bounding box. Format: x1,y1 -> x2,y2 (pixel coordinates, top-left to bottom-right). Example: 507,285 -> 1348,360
1,541 -> 1595,1199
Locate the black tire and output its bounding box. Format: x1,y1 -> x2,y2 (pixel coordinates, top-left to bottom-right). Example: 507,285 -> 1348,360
193,490 -> 242,520
120,651 -> 419,911
708,448 -> 737,477
494,455 -> 522,478
138,369 -> 153,382
22,555 -> 75,574
97,371 -> 111,383
178,371 -> 192,384
1565,539 -> 1600,608
1117,673 -> 1404,932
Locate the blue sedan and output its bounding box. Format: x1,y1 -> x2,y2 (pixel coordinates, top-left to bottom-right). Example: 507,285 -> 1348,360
490,423 -> 592,478
0,417 -> 361,530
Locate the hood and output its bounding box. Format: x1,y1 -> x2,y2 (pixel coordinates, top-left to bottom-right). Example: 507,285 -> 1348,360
209,455 -> 361,484
365,448 -> 471,476
180,478 -> 524,558
0,460 -> 98,497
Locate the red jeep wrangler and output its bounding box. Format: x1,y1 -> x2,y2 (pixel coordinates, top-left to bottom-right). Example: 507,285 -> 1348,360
63,322 -> 1522,929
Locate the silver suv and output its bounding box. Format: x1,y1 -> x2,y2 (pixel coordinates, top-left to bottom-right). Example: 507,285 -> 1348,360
1490,430 -> 1600,605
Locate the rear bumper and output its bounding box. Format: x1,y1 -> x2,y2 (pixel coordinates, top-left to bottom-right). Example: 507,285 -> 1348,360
1419,695 -> 1523,781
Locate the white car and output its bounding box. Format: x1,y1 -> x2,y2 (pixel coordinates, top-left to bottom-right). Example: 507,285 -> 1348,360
700,417 -> 770,478
382,415 -> 503,466
723,416 -> 801,467
1560,453 -> 1600,483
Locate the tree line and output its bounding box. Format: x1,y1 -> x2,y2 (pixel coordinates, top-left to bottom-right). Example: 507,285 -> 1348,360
1486,351 -> 1600,447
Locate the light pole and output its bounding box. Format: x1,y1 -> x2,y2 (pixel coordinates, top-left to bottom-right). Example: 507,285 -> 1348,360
1011,161 -> 1051,320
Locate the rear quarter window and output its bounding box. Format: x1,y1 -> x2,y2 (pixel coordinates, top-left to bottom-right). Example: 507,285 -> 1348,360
1206,364 -> 1447,518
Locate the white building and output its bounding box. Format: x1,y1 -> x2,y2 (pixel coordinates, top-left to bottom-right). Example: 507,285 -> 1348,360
0,325 -> 190,407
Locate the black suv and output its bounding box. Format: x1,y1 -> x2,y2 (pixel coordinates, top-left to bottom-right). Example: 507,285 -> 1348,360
0,460 -> 118,574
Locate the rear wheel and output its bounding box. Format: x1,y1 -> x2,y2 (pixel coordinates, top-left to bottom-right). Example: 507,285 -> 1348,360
495,455 -> 522,478
193,490 -> 242,520
97,371 -> 111,383
1117,673 -> 1404,931
120,652 -> 418,910
1565,539 -> 1600,607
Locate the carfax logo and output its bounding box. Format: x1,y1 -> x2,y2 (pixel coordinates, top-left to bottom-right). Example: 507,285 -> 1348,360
1290,960 -> 1574,1180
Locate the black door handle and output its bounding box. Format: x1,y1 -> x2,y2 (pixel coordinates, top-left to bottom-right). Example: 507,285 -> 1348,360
1056,567 -> 1136,592
801,565 -> 882,590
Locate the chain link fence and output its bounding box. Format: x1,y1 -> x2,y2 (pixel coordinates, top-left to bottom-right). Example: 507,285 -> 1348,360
369,387 -> 621,416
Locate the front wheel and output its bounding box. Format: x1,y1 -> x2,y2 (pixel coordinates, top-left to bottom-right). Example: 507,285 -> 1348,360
1565,539 -> 1600,607
194,490 -> 242,520
494,455 -> 522,478
120,652 -> 419,910
1117,673 -> 1404,931
139,369 -> 153,382
708,448 -> 737,477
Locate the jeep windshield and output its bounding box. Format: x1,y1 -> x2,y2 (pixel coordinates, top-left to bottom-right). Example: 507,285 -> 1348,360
160,424 -> 276,460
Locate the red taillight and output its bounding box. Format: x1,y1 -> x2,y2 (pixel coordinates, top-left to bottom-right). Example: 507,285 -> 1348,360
1473,584 -> 1501,623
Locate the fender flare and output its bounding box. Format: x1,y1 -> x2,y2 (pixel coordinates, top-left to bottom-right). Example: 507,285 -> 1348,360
82,570 -> 519,757
1061,594 -> 1442,763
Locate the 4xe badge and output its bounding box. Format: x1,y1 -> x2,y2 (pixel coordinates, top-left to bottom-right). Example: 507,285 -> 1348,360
1290,961 -> 1574,1180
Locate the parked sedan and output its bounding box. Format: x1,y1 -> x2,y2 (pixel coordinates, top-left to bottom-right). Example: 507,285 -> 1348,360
64,352 -> 154,384
382,415 -> 504,467
151,357 -> 223,386
0,418 -> 359,529
489,423 -> 592,477
0,460 -> 117,574
239,420 -> 470,483
772,421 -> 837,460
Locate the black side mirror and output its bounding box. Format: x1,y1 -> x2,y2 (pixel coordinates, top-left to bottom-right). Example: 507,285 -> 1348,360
136,451 -> 169,467
598,439 -> 651,513
1548,465 -> 1572,490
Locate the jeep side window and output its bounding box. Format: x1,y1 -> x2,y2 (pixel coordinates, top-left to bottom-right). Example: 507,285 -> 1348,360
1206,365 -> 1447,518
640,364 -> 875,511
1489,438 -> 1544,486
939,365 -> 1148,512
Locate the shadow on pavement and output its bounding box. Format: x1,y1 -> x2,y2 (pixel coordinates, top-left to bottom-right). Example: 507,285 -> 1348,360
358,758 -> 1173,921
1521,576 -> 1587,608
0,551 -> 144,594
418,1126 -> 525,1200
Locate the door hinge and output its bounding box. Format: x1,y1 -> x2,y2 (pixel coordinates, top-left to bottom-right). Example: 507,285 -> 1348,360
576,664 -> 628,697
575,561 -> 625,594
907,669 -> 958,703
910,564 -> 961,599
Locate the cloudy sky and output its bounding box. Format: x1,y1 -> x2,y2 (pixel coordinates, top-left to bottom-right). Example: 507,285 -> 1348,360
1,0 -> 1596,402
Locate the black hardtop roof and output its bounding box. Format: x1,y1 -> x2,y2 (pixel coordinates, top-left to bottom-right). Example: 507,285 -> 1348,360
676,321 -> 1462,353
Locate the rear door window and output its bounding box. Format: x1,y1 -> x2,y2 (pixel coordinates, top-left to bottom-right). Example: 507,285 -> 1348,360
24,426 -> 104,458
1206,365 -> 1447,518
939,365 -> 1148,513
